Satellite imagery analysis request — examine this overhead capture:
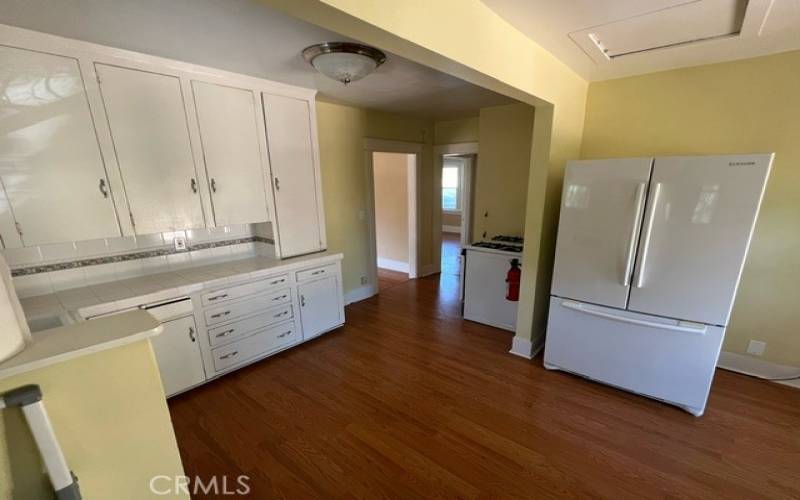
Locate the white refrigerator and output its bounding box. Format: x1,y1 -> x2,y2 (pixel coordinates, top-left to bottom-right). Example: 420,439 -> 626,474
544,154 -> 773,416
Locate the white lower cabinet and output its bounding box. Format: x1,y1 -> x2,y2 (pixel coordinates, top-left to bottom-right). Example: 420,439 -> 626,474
211,320 -> 299,372
298,274 -> 344,340
149,315 -> 206,397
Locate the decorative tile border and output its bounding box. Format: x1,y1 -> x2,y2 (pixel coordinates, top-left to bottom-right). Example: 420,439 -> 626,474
11,236 -> 275,277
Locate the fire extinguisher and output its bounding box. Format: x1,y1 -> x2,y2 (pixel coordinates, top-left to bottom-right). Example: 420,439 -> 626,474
506,258 -> 521,302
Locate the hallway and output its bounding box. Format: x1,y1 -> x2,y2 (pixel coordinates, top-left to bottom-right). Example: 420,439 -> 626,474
440,232 -> 461,277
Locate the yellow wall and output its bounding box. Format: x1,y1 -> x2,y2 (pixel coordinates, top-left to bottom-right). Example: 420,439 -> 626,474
474,103 -> 535,240
316,100 -> 434,293
434,116 -> 479,144
373,152 -> 409,264
265,0 -> 589,343
0,341 -> 187,499
581,50 -> 800,366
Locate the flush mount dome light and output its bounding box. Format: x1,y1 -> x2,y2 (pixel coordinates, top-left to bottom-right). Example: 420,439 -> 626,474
302,42 -> 386,85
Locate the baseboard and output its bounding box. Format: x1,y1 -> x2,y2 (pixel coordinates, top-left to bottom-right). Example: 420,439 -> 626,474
509,335 -> 544,360
420,263 -> 440,277
717,351 -> 800,389
442,225 -> 461,234
377,257 -> 409,273
344,285 -> 376,305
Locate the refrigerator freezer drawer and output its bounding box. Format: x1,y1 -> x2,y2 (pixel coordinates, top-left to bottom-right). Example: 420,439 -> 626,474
544,297 -> 725,415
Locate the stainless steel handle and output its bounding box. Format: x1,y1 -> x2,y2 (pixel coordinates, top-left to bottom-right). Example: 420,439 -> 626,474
210,178 -> 217,193
278,331 -> 291,338
622,182 -> 647,287
220,350 -> 239,360
300,295 -> 306,307
211,310 -> 231,319
634,182 -> 662,288
561,300 -> 706,334
215,328 -> 235,338
188,326 -> 196,342
190,178 -> 198,193
98,178 -> 109,198
272,294 -> 288,302
274,177 -> 280,191
207,293 -> 228,301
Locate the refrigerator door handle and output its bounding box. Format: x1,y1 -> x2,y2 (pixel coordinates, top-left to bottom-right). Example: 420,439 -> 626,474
633,182 -> 662,288
561,300 -> 707,334
622,182 -> 647,287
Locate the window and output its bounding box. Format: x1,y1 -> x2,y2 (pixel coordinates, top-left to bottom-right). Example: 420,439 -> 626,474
442,160 -> 461,212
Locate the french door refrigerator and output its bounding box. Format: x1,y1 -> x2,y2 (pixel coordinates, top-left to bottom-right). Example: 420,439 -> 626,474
544,154 -> 773,416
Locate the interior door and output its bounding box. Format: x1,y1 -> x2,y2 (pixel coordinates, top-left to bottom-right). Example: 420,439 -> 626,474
192,81 -> 269,226
298,276 -> 343,339
628,154 -> 772,325
149,315 -> 206,397
0,46 -> 121,245
551,158 -> 653,308
96,64 -> 204,234
262,94 -> 322,257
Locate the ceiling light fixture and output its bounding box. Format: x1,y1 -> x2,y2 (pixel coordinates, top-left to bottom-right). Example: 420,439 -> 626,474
302,42 -> 386,85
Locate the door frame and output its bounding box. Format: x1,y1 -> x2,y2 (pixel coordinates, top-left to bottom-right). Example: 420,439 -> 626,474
364,138 -> 423,295
434,142 -> 478,273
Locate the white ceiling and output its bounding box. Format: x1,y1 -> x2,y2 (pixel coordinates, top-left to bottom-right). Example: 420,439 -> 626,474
482,0 -> 800,81
0,0 -> 514,119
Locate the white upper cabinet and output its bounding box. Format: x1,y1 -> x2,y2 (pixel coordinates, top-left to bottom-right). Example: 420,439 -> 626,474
96,64 -> 204,234
191,81 -> 269,227
0,46 -> 121,246
263,94 -> 325,257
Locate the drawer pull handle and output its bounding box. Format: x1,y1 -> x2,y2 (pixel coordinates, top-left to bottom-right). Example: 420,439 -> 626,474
301,295 -> 306,307
270,278 -> 285,285
272,294 -> 288,301
219,351 -> 239,360
211,310 -> 231,319
274,311 -> 288,318
312,270 -> 325,275
208,293 -> 228,301
278,331 -> 291,338
188,326 -> 196,342
215,329 -> 235,338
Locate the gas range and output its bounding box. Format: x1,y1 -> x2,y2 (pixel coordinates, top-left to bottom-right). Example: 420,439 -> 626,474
467,235 -> 524,253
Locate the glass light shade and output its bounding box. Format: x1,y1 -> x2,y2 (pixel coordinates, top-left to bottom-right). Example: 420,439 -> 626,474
310,52 -> 378,85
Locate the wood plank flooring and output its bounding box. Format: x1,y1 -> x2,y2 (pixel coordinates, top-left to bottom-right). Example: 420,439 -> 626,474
377,268 -> 409,292
169,273 -> 800,499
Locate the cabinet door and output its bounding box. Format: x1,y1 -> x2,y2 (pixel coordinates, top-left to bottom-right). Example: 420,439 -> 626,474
96,64 -> 204,234
0,46 -> 121,245
551,158 -> 653,309
262,94 -> 323,257
298,275 -> 343,339
149,315 -> 206,397
192,81 -> 269,226
628,154 -> 772,325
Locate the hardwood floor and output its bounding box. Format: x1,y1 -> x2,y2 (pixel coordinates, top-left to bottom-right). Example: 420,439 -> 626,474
169,274 -> 800,499
377,268 -> 409,292
440,231 -> 462,277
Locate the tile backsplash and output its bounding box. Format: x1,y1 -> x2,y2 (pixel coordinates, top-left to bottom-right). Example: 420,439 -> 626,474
6,223 -> 276,298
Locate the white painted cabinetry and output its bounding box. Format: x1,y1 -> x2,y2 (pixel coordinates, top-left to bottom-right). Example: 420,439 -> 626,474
0,45 -> 121,246
191,81 -> 270,226
263,94 -> 326,257
297,267 -> 344,340
96,64 -> 205,234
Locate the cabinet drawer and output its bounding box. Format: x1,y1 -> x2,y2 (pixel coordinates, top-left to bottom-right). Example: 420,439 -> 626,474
211,321 -> 298,372
296,264 -> 337,283
207,304 -> 293,347
204,288 -> 291,325
201,274 -> 289,306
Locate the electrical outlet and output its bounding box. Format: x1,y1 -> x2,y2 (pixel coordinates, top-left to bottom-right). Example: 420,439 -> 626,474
360,275 -> 368,285
358,209 -> 366,221
747,340 -> 766,356
173,236 -> 187,251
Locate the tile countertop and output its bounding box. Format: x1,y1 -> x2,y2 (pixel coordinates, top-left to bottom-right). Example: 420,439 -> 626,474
20,252 -> 344,325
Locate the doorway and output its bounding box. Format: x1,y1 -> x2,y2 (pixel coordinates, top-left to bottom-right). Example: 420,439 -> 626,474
365,139 -> 422,295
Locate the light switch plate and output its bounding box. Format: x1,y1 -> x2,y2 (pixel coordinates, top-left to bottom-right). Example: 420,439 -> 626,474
747,340 -> 766,356
174,236 -> 187,251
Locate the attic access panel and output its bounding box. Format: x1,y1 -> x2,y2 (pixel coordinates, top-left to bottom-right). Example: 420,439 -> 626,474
571,0 -> 774,62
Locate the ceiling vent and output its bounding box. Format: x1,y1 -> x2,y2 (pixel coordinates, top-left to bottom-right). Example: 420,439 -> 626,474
571,0 -> 774,63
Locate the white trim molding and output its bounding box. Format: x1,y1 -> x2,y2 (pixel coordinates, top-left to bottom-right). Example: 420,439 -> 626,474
509,335 -> 544,360
345,285 -> 376,305
442,225 -> 461,234
717,351 -> 800,389
377,258 -> 410,273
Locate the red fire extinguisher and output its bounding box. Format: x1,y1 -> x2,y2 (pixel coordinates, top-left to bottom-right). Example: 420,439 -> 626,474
506,258 -> 521,302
